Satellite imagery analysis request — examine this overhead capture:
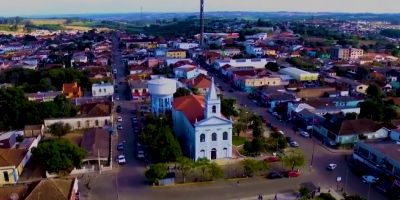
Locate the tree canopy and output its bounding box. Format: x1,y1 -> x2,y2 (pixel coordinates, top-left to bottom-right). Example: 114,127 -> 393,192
282,149 -> 306,170
265,62 -> 280,72
241,158 -> 269,177
32,139 -> 86,174
48,122 -> 72,138
173,87 -> 192,98
145,163 -> 168,184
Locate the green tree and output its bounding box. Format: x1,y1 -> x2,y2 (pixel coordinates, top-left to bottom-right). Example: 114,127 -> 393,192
195,158 -> 210,181
366,84 -> 383,100
145,163 -> 168,185
282,149 -> 306,170
316,193 -> 336,200
174,87 -> 192,98
32,139 -> 86,174
208,162 -> 224,180
150,127 -> 183,163
265,62 -> 280,72
176,157 -> 194,183
48,122 -> 71,138
241,158 -> 269,177
221,97 -> 238,117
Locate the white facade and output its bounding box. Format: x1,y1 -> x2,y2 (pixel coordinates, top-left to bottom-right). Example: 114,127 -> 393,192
173,42 -> 199,50
44,116 -> 112,131
92,83 -> 114,97
173,65 -> 208,79
245,44 -> 264,56
172,79 -> 233,160
148,77 -> 177,116
214,58 -> 274,70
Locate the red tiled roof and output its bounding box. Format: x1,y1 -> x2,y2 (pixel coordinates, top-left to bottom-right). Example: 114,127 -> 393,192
0,148 -> 27,167
173,95 -> 205,124
192,74 -> 211,89
80,103 -> 111,117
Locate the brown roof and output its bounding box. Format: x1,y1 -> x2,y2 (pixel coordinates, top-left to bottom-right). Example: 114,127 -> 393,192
0,148 -> 27,167
25,178 -> 74,200
80,103 -> 111,117
173,95 -> 205,124
338,119 -> 382,136
296,87 -> 336,99
0,184 -> 29,200
62,82 -> 81,94
81,128 -> 109,158
191,74 -> 211,89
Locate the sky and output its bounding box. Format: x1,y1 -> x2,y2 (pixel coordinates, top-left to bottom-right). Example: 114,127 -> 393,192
1,0 -> 400,17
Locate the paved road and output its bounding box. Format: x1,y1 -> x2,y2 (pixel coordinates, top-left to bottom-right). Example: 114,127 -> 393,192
86,40 -> 386,200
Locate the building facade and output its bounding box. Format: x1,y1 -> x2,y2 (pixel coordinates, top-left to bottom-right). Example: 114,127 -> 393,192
92,83 -> 114,97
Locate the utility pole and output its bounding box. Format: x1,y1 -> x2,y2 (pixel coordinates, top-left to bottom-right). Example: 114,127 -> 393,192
200,0 -> 205,48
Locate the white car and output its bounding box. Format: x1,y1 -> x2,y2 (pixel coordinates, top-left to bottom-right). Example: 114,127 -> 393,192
117,125 -> 123,130
115,96 -> 120,101
290,141 -> 299,148
117,116 -> 123,122
138,150 -> 145,159
117,155 -> 126,165
327,163 -> 337,171
113,69 -> 117,74
299,131 -> 310,138
362,175 -> 379,183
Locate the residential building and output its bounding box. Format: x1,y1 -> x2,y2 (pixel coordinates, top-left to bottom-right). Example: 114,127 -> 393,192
62,82 -> 82,99
80,128 -> 111,162
214,58 -> 274,70
234,74 -> 282,92
44,103 -> 112,131
172,79 -> 233,160
24,124 -> 44,137
0,131 -> 20,148
245,44 -> 264,56
173,42 -> 199,50
186,74 -> 212,95
331,47 -> 364,60
173,64 -> 207,80
279,67 -> 319,81
128,79 -> 149,102
92,82 -> 114,97
24,178 -> 79,200
25,91 -> 62,102
166,49 -> 187,59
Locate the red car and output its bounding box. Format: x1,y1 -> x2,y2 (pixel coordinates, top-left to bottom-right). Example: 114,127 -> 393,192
287,170 -> 301,178
265,156 -> 280,163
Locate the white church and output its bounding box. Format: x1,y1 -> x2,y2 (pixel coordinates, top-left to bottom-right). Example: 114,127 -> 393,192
172,79 -> 233,160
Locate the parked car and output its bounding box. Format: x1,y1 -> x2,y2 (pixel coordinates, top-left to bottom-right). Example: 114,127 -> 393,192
115,96 -> 120,101
117,143 -> 124,151
117,155 -> 126,165
117,116 -> 123,122
267,172 -> 284,179
327,163 -> 337,171
287,170 -> 301,178
117,125 -> 123,130
290,141 -> 299,148
299,131 -> 310,138
137,150 -> 145,159
362,175 -> 379,183
265,156 -> 280,163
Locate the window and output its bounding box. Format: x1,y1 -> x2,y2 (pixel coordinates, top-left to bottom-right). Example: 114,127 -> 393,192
95,120 -> 99,126
77,121 -> 81,128
212,133 -> 217,141
212,105 -> 216,113
3,171 -> 9,182
223,132 -> 228,140
200,134 -> 205,142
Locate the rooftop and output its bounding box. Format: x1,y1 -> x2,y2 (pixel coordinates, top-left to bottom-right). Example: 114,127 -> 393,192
360,141 -> 400,164
81,128 -> 109,159
173,95 -> 205,124
0,148 -> 27,167
25,178 -> 75,200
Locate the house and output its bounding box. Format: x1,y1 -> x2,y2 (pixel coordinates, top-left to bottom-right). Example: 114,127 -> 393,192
25,91 -> 62,102
0,184 -> 29,200
352,141 -> 400,194
0,149 -> 29,185
166,49 -> 187,59
173,64 -> 207,80
263,93 -> 296,112
62,82 -> 83,99
0,131 -> 21,148
173,42 -> 199,50
314,118 -> 390,145
390,128 -> 400,142
214,58 -> 274,70
295,87 -> 336,99
187,74 -> 212,95
172,79 -> 233,160
24,178 -> 79,200
44,102 -> 112,131
24,124 -> 44,137
80,128 -> 111,161
92,82 -> 114,97
128,79 -> 149,101
233,74 -> 282,93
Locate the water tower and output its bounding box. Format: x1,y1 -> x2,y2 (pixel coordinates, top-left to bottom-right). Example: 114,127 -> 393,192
148,78 -> 177,116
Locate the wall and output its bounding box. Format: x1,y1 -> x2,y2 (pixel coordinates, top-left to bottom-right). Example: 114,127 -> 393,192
195,122 -> 232,160
44,116 -> 112,131
0,167 -> 18,185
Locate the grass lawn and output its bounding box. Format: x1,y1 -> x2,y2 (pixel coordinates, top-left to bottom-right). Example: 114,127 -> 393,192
62,130 -> 84,146
233,136 -> 247,146
30,19 -> 66,25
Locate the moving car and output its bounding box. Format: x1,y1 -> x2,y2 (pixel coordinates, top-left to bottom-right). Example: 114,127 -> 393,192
117,143 -> 124,151
117,155 -> 126,165
362,175 -> 379,183
299,131 -> 310,138
290,141 -> 299,148
327,163 -> 337,171
267,172 -> 284,179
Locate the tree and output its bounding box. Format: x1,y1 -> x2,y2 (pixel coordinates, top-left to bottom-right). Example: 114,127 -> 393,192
345,112 -> 358,120
221,97 -> 238,117
343,194 -> 366,200
282,149 -> 306,170
176,157 -> 194,183
48,122 -> 71,138
208,162 -> 224,180
316,193 -> 336,200
241,158 -> 269,177
150,127 -> 183,163
32,139 -> 86,174
299,186 -> 311,198
366,84 -> 383,100
145,163 -> 168,185
174,87 -> 191,98
265,62 -> 280,72
195,158 -> 210,181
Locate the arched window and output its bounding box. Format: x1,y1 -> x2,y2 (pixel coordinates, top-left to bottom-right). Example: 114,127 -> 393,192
200,134 -> 205,142
212,105 -> 216,113
223,132 -> 228,140
212,133 -> 217,141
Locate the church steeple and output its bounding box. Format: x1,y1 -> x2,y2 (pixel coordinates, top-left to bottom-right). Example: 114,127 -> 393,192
205,77 -> 221,119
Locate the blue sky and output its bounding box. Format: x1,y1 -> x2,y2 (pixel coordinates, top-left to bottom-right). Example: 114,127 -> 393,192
1,0 -> 399,16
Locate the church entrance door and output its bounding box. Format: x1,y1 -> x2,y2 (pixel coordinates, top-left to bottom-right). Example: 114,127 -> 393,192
211,148 -> 217,160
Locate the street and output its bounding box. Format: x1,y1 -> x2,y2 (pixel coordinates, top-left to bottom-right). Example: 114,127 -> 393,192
84,36 -> 386,200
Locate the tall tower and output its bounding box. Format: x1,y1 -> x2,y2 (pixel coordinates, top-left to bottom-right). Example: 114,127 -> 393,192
204,78 -> 221,119
200,0 -> 205,48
